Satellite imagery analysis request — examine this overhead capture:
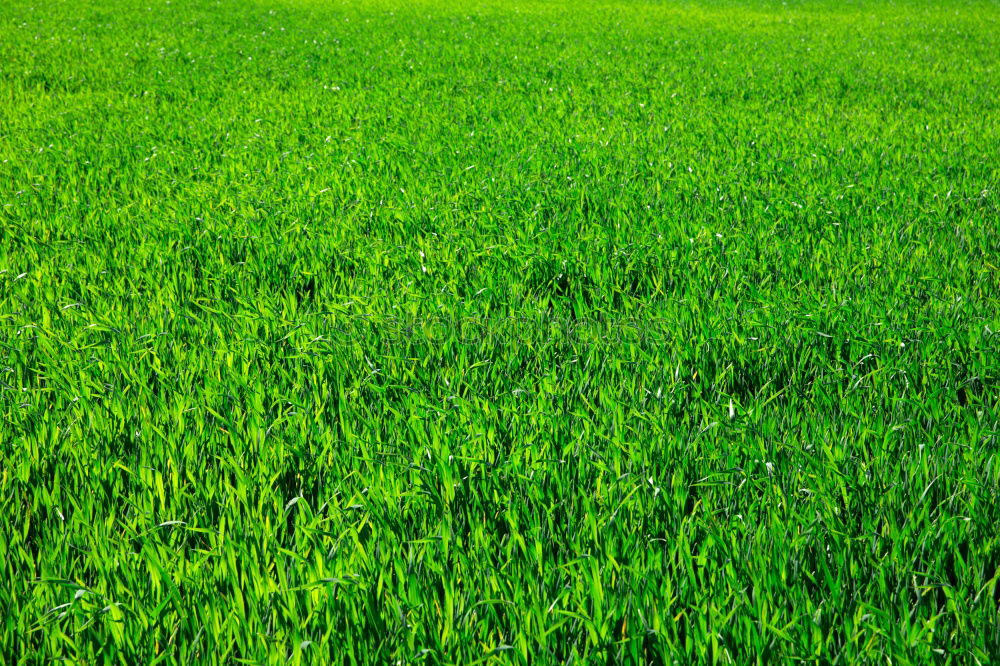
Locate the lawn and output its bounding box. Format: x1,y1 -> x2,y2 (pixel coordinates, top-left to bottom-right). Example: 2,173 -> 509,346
1,0 -> 999,662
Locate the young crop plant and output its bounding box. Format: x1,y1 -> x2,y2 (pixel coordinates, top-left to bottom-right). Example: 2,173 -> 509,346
1,0 -> 998,663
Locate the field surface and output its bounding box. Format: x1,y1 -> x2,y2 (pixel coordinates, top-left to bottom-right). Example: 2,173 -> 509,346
2,0 -> 999,663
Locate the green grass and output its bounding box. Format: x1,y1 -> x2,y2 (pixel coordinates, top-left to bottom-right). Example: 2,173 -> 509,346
2,0 -> 999,662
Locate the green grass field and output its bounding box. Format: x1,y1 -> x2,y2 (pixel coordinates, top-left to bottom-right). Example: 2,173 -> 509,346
2,0 -> 999,662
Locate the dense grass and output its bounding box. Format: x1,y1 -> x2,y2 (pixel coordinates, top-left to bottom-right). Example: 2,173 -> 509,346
2,0 -> 999,662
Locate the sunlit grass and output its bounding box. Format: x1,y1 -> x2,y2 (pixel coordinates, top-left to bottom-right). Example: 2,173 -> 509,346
1,0 -> 999,662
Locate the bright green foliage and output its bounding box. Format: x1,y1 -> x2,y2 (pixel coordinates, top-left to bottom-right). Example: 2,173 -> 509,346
1,0 -> 999,663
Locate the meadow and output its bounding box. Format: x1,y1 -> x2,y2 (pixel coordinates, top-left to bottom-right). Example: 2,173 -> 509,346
1,0 -> 999,662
